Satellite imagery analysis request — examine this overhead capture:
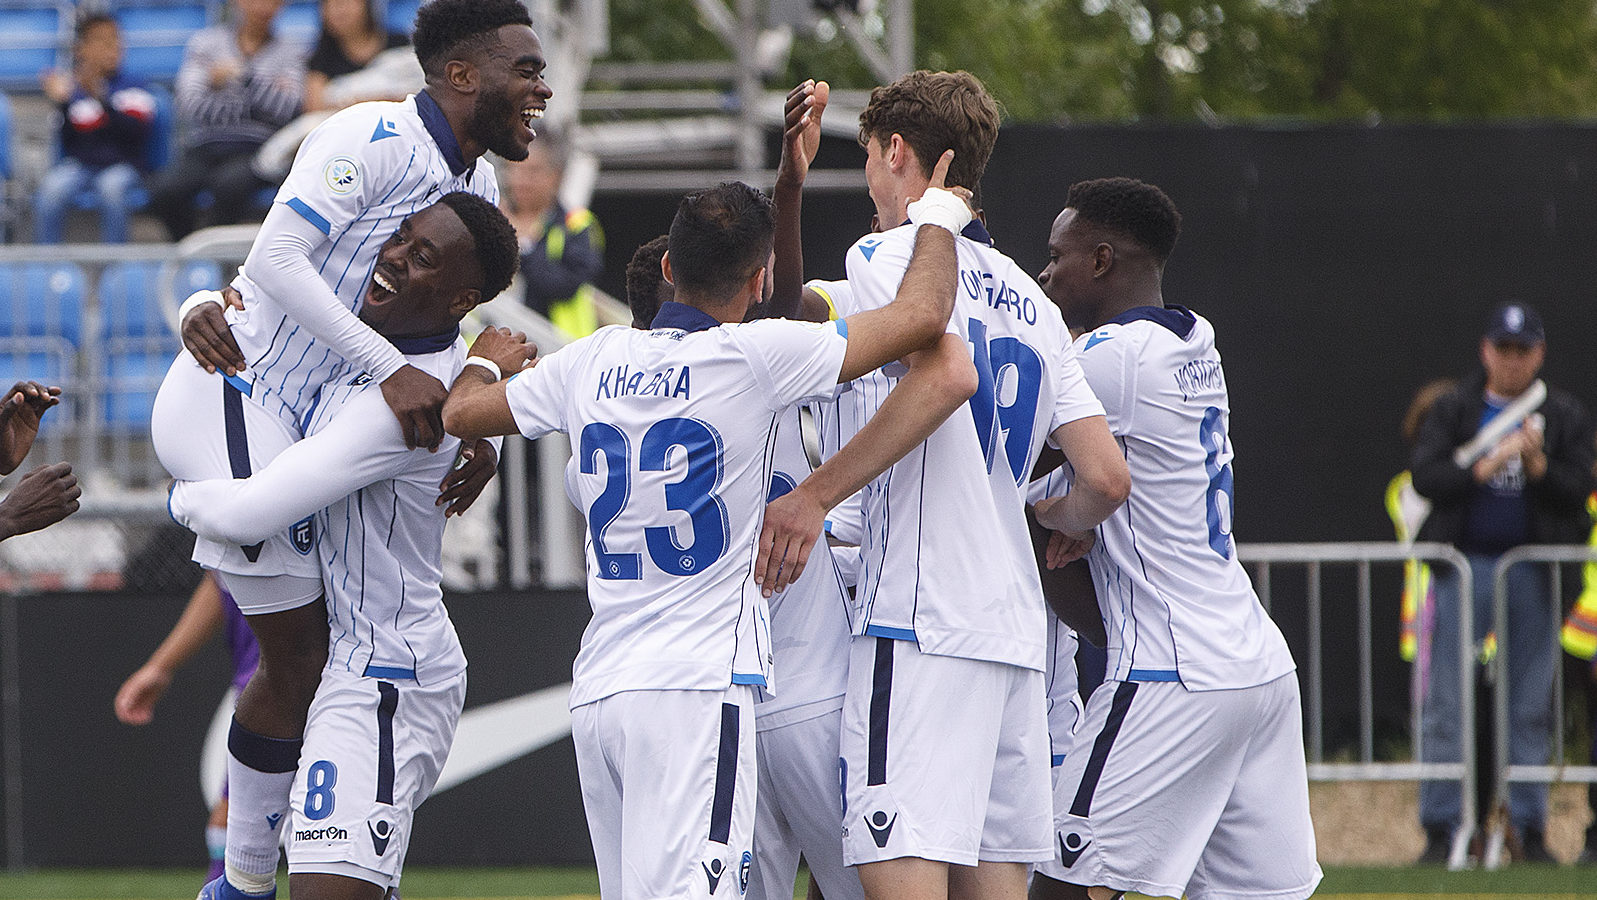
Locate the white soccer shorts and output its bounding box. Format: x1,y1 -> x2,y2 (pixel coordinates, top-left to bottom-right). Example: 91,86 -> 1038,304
1039,673 -> 1322,900
749,704 -> 864,900
153,352 -> 321,608
573,685 -> 758,899
287,667 -> 466,888
840,636 -> 1052,868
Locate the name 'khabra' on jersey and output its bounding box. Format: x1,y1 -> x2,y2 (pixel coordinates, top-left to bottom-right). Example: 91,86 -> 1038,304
594,362 -> 693,401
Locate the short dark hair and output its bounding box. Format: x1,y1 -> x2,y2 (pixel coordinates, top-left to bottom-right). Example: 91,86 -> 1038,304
858,70 -> 1000,193
1065,177 -> 1182,262
436,191 -> 520,300
413,0 -> 533,78
667,182 -> 774,300
75,11 -> 116,42
625,235 -> 672,328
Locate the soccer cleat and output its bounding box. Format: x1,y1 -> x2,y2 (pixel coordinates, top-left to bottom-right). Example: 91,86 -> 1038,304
196,876 -> 275,900
1415,826 -> 1451,865
1518,827 -> 1556,864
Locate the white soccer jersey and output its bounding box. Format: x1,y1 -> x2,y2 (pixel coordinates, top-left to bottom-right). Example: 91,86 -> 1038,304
1032,307 -> 1294,691
503,303 -> 850,709
169,332 -> 474,684
755,405 -> 852,731
836,222 -> 1103,671
230,92 -> 499,429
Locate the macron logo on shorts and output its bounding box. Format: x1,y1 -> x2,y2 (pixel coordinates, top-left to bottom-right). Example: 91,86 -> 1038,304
368,819 -> 394,856
1057,813 -> 1093,867
864,810 -> 897,847
702,857 -> 726,893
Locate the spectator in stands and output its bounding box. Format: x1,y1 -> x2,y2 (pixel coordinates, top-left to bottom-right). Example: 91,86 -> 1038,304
0,382 -> 80,541
147,0 -> 305,239
303,0 -> 408,111
1409,302 -> 1595,864
34,13 -> 157,244
501,134 -> 604,338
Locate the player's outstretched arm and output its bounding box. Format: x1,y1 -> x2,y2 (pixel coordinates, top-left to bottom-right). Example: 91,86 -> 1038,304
1034,415 -> 1129,537
0,381 -> 61,475
0,461 -> 80,540
441,327 -> 540,442
246,202 -> 450,450
755,332 -> 977,596
114,573 -> 226,725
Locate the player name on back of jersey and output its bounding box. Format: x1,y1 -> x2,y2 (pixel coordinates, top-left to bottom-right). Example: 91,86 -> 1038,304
1174,357 -> 1225,401
961,268 -> 1039,325
595,363 -> 692,402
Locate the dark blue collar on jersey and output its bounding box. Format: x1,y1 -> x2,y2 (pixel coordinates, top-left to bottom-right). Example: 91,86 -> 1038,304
895,218 -> 994,246
650,300 -> 722,333
389,327 -> 460,355
1104,304 -> 1196,339
415,90 -> 471,177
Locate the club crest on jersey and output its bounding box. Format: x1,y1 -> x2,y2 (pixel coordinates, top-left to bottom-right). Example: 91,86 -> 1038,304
739,851 -> 751,894
324,156 -> 361,194
291,516 -> 316,555
349,372 -> 373,386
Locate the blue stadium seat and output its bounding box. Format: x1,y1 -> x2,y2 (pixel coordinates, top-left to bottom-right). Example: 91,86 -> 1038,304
98,259 -> 222,339
117,4 -> 210,84
0,90 -> 12,181
386,0 -> 422,34
0,261 -> 87,347
102,347 -> 172,427
0,3 -> 66,90
276,1 -> 321,46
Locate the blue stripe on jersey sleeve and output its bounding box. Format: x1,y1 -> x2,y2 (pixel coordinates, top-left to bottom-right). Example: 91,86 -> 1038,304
834,318 -> 848,338
1126,668 -> 1181,682
286,197 -> 333,235
863,624 -> 916,641
730,672 -> 768,686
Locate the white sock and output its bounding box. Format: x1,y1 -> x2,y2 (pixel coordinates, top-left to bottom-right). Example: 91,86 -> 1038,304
223,720 -> 301,892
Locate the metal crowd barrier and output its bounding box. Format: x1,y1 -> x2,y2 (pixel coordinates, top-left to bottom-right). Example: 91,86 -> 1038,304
1239,542 -> 1479,869
1485,544 -> 1597,869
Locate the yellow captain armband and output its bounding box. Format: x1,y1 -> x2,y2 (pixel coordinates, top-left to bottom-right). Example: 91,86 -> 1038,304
805,281 -> 841,321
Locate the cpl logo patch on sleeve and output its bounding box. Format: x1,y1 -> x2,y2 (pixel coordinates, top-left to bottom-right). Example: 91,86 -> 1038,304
291,516 -> 317,555
324,156 -> 361,195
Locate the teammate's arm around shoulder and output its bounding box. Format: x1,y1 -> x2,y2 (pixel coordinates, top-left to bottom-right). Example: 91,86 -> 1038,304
1035,415 -> 1129,537
441,327 -> 539,442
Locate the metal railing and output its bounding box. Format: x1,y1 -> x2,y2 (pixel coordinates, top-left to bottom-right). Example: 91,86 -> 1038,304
1239,541 -> 1479,869
1485,544 -> 1597,868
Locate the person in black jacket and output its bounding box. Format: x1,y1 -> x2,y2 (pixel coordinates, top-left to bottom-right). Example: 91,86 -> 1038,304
1409,302 -> 1595,864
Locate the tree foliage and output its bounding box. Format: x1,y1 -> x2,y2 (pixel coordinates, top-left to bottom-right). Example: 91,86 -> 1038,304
599,0 -> 1597,122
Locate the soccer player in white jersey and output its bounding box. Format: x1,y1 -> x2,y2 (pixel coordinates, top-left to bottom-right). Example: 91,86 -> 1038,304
443,177 -> 971,899
755,71 -> 1129,900
169,192 -> 523,900
151,4 -> 550,899
1028,178 -> 1321,900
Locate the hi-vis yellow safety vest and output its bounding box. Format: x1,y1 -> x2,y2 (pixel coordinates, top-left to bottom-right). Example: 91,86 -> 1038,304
1389,471 -> 1497,664
1559,493 -> 1597,660
545,208 -> 602,339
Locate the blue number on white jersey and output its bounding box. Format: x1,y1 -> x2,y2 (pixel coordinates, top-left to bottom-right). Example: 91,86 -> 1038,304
583,417 -> 730,579
1200,406 -> 1235,559
967,316 -> 1044,484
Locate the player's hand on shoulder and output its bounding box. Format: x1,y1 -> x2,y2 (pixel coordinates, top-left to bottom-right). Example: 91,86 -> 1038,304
468,327 -> 538,377
380,364 -> 449,452
755,484 -> 827,598
903,149 -> 976,229
0,461 -> 80,540
437,439 -> 499,518
181,289 -> 247,376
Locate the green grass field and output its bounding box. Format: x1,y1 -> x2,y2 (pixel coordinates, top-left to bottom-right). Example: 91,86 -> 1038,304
0,866 -> 1595,899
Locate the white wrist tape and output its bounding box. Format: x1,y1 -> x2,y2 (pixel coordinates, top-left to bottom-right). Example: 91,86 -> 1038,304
178,289 -> 225,321
906,187 -> 972,236
464,356 -> 503,381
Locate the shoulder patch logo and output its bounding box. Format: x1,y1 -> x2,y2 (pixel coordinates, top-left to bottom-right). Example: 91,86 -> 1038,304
370,118 -> 400,142
858,239 -> 881,261
1083,330 -> 1114,351
324,156 -> 361,195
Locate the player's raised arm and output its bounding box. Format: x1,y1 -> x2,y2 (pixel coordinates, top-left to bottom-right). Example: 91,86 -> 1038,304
0,381 -> 61,475
441,327 -> 540,441
752,79 -> 832,324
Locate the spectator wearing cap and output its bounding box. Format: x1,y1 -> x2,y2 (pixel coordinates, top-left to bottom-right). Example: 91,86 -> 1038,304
1409,302 -> 1595,864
